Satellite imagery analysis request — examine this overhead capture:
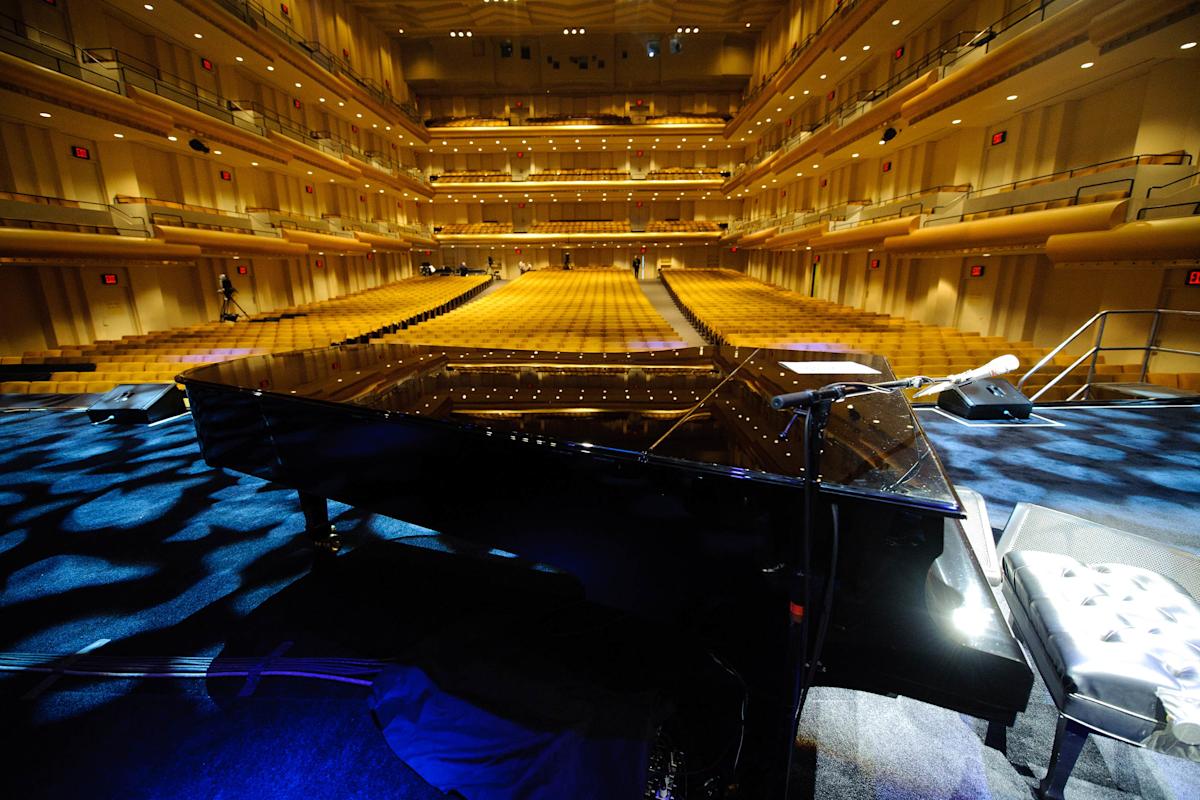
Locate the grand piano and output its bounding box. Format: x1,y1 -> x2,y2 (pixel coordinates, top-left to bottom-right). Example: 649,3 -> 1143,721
180,343 -> 1032,793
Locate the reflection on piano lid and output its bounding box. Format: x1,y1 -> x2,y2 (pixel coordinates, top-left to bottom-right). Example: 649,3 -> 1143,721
180,343 -> 962,515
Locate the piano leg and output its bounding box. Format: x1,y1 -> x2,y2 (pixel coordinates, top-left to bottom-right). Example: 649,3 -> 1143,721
298,491 -> 340,554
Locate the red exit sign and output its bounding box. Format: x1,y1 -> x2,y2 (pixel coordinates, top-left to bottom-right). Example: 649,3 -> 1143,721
100,273 -> 118,285
1187,269 -> 1200,286
991,130 -> 1007,146
969,264 -> 986,278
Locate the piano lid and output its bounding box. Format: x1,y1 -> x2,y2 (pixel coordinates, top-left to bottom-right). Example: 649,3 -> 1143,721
179,343 -> 961,514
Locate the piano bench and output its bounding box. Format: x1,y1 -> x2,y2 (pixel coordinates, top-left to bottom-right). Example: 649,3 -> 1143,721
1002,549 -> 1200,800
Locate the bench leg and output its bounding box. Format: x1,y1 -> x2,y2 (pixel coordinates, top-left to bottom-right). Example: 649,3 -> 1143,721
984,719 -> 1007,754
1038,715 -> 1089,800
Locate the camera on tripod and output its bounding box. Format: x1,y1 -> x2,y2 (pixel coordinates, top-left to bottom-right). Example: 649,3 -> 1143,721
218,273 -> 247,322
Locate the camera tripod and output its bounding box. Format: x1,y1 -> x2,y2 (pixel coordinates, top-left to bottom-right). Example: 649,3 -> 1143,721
219,291 -> 249,322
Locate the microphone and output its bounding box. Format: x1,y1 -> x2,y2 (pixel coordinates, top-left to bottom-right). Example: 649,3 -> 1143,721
913,354 -> 1020,398
770,375 -> 926,410
770,385 -> 849,410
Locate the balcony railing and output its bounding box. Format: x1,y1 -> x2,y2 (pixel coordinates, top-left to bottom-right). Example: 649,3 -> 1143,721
82,48 -> 265,136
211,0 -> 421,124
0,12 -> 120,93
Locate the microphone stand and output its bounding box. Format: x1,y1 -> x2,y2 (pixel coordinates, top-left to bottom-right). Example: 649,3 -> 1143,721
774,374 -> 931,798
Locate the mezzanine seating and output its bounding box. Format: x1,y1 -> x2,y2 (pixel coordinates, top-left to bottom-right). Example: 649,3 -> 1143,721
528,220 -> 630,234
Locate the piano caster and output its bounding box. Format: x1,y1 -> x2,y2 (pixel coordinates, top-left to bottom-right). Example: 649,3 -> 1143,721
312,526 -> 341,556
298,491 -> 340,556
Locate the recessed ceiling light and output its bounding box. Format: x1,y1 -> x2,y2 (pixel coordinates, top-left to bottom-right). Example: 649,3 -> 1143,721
113,133 -> 125,138
891,19 -> 901,26
193,33 -> 203,39
213,150 -> 222,155
337,101 -> 345,107
356,113 -> 363,118
294,82 -> 302,88
819,73 -> 827,79
38,112 -> 51,118
266,65 -> 275,71
812,164 -> 819,169
788,95 -> 795,100
1006,94 -> 1018,100
1181,41 -> 1197,49
745,23 -> 751,28
803,90 -> 810,95
167,135 -> 178,141
862,45 -> 870,51
250,161 -> 259,166
951,119 -> 962,124
1080,61 -> 1094,68
839,55 -> 847,61
851,152 -> 859,158
143,3 -> 154,9
398,29 -> 404,34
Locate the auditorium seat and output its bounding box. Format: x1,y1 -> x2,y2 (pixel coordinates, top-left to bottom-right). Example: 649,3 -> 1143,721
4,275 -> 492,397
661,268 -> 1062,389
381,270 -> 683,352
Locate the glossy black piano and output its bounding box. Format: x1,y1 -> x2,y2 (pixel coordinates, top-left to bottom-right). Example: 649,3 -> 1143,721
180,343 -> 1032,792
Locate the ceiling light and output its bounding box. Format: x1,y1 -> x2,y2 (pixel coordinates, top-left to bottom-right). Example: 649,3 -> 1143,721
1080,61 -> 1094,69
892,19 -> 901,26
356,113 -> 363,118
788,95 -> 795,100
951,119 -> 962,124
839,55 -> 847,61
745,23 -> 751,28
143,3 -> 154,9
38,112 -> 51,118
398,29 -> 404,34
294,82 -> 302,88
193,33 -> 203,39
213,150 -> 222,155
266,65 -> 275,71
250,161 -> 259,166
1006,94 -> 1018,100
862,45 -> 870,51
819,73 -> 826,79
851,152 -> 859,158
167,135 -> 178,141
1181,41 -> 1197,49
113,133 -> 125,138
235,56 -> 244,62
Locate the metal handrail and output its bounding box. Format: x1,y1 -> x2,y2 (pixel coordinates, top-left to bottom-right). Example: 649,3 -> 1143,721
1016,309 -> 1200,401
1146,170 -> 1200,198
1136,201 -> 1200,220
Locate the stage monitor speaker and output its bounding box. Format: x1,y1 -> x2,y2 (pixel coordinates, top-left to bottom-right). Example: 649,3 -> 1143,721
937,378 -> 1032,420
87,383 -> 186,424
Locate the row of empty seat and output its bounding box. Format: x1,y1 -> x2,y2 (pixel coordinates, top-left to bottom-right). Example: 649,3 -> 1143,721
646,168 -> 725,180
431,169 -> 725,183
529,220 -> 630,233
438,222 -> 515,234
1,275 -> 492,396
423,113 -> 731,129
645,220 -> 721,232
379,270 -> 685,352
661,268 -> 1069,395
528,168 -> 630,181
433,171 -> 512,183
